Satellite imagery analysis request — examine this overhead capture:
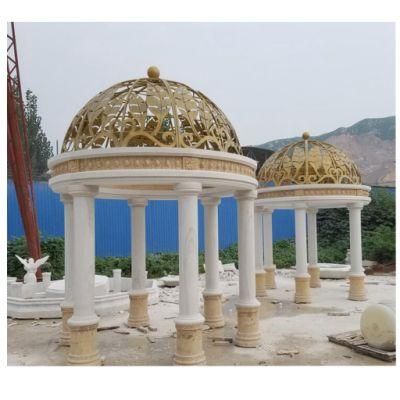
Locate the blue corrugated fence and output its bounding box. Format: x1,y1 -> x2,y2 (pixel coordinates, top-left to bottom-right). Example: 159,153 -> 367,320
7,180 -> 295,257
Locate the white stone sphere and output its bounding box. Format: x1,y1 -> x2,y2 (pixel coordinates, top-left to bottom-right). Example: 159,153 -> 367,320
360,304 -> 396,351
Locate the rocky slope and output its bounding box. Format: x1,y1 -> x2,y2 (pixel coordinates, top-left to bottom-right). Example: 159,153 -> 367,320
258,116 -> 395,186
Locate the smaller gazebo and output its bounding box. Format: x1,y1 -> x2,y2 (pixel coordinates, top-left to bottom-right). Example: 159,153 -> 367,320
255,132 -> 371,303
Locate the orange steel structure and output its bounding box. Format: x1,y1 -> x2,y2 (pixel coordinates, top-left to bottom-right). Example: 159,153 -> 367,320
7,22 -> 42,278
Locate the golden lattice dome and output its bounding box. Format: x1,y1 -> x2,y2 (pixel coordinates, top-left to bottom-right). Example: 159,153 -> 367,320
61,66 -> 242,154
257,133 -> 362,185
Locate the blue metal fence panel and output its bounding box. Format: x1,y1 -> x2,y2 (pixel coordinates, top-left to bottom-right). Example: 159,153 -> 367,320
7,180 -> 296,257
95,199 -> 131,257
7,180 -> 65,239
272,209 -> 295,241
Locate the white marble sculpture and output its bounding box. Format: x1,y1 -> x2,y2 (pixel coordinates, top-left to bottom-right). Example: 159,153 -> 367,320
15,255 -> 49,284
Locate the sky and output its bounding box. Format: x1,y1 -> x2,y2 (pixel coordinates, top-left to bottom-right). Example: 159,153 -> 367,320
14,22 -> 395,150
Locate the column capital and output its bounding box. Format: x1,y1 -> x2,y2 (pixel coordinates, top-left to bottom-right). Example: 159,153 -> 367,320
263,207 -> 274,214
175,181 -> 202,194
201,197 -> 221,207
60,193 -> 73,204
294,202 -> 307,210
235,189 -> 257,201
128,198 -> 148,208
254,205 -> 264,213
347,202 -> 364,210
68,184 -> 97,197
307,208 -> 318,215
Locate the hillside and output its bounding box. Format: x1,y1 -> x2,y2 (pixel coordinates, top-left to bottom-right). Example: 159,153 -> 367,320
258,116 -> 395,187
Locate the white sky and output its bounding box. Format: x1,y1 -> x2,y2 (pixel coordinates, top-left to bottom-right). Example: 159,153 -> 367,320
14,22 -> 395,149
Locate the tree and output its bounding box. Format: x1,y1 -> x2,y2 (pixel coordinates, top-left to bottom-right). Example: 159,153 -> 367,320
361,188 -> 395,231
24,90 -> 53,180
317,188 -> 395,263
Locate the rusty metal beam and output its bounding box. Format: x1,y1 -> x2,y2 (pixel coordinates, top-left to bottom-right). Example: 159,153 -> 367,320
7,22 -> 42,278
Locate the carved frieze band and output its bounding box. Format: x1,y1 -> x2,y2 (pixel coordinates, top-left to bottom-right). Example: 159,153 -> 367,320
258,188 -> 369,199
51,155 -> 255,178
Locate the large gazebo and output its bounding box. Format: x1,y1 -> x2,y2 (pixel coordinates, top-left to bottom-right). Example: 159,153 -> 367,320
48,67 -> 261,366
254,132 -> 371,303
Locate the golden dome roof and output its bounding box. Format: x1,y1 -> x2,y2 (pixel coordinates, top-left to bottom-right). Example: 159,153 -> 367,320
257,133 -> 362,185
61,66 -> 241,154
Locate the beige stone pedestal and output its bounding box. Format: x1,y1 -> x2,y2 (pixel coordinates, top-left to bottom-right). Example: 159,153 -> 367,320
127,292 -> 150,328
348,275 -> 367,301
295,276 -> 311,303
174,322 -> 206,365
67,323 -> 101,366
255,271 -> 267,298
265,266 -> 276,289
203,293 -> 225,328
60,306 -> 73,346
234,305 -> 261,348
308,265 -> 321,288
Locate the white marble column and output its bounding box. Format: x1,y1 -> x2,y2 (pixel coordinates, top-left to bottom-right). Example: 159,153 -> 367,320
255,205 -> 267,297
348,202 -> 366,301
263,208 -> 276,289
294,204 -> 311,303
202,197 -> 225,328
307,208 -> 320,288
60,194 -> 74,346
127,198 -> 150,327
67,185 -> 100,365
234,190 -> 261,347
174,182 -> 205,365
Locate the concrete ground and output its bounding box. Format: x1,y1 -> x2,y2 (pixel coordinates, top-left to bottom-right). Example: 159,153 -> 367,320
7,269 -> 396,366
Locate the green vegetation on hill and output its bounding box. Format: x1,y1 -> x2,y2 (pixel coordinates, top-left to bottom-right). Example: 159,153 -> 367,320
258,116 -> 395,151
319,116 -> 395,142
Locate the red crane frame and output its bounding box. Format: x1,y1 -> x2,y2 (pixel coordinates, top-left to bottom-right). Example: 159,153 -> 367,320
7,22 -> 42,278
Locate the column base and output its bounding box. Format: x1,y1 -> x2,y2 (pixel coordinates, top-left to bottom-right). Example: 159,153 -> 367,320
203,293 -> 225,328
127,292 -> 150,328
174,322 -> 206,365
295,276 -> 311,303
67,323 -> 101,366
234,305 -> 261,348
348,275 -> 367,301
308,265 -> 321,288
256,271 -> 268,298
265,265 -> 277,289
60,305 -> 73,346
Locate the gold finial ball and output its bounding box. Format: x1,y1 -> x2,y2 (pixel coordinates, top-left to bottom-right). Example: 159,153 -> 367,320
147,66 -> 160,79
302,131 -> 310,140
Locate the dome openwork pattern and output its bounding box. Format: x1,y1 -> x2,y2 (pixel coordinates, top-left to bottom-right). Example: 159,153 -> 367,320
61,67 -> 241,154
257,133 -> 362,185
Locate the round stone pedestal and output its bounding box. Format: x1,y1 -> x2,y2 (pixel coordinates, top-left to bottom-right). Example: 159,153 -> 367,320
265,266 -> 276,289
67,323 -> 101,366
295,276 -> 311,303
60,305 -> 73,346
348,275 -> 367,301
308,265 -> 321,288
360,304 -> 395,350
234,305 -> 261,348
255,271 -> 267,298
203,293 -> 225,328
127,292 -> 149,328
174,322 -> 206,365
